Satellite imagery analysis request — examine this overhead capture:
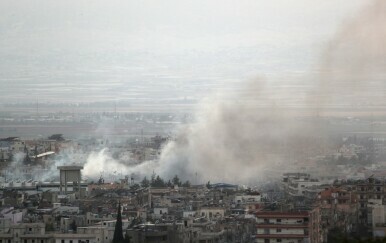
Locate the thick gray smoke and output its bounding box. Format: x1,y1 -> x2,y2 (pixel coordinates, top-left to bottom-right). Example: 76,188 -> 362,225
83,148 -> 157,181
11,1 -> 384,184
155,81 -> 323,184
311,0 -> 386,113
152,0 -> 386,183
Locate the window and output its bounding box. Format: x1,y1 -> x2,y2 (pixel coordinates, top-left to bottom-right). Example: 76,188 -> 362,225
32,240 -> 35,243
276,219 -> 281,223
29,228 -> 32,232
61,240 -> 65,243
70,241 -> 73,243
276,228 -> 282,233
24,240 -> 27,243
277,240 -> 282,242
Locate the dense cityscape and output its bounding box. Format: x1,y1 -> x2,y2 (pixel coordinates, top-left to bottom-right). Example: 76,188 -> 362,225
0,110 -> 386,242
1,0 -> 386,242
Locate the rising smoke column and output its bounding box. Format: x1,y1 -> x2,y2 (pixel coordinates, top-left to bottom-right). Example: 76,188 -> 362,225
154,0 -> 386,183
83,148 -> 157,181
34,0 -> 386,183
155,80 -> 324,183
311,0 -> 386,114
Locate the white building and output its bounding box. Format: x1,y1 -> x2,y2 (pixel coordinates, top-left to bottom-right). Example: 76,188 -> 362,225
255,211 -> 309,243
77,220 -> 131,243
235,193 -> 261,204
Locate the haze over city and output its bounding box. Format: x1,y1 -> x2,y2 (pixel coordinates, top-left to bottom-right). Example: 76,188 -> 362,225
0,0 -> 373,105
0,1 -> 385,242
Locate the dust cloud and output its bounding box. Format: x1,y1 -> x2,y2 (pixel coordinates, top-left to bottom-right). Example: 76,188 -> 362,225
15,0 -> 385,184
151,0 -> 386,183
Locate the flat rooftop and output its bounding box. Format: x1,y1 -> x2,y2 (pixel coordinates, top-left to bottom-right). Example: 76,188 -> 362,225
57,165 -> 84,170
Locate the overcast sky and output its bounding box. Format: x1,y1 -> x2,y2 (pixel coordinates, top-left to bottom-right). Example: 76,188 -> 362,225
0,0 -> 368,104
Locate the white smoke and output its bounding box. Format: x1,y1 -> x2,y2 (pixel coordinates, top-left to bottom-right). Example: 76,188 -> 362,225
13,0 -> 385,184
150,0 -> 386,183
82,148 -> 157,181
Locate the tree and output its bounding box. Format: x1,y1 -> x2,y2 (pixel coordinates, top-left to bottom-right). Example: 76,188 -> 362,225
166,180 -> 173,187
182,180 -> 191,187
172,175 -> 181,186
153,175 -> 165,187
141,177 -> 150,188
150,172 -> 156,186
24,150 -> 31,164
130,183 -> 140,191
112,202 -> 124,243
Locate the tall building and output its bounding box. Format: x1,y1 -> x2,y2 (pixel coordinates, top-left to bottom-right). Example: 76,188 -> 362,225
255,211 -> 310,243
309,187 -> 358,243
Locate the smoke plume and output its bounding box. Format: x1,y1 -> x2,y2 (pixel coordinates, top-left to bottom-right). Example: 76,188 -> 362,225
11,1 -> 385,184
152,0 -> 386,183
83,148 -> 157,181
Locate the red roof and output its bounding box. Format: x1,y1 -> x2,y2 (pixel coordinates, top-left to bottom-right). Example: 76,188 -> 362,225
256,211 -> 309,218
255,234 -> 308,239
257,224 -> 308,228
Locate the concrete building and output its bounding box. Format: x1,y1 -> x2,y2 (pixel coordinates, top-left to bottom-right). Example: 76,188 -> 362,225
235,192 -> 261,204
0,223 -> 46,243
334,176 -> 386,233
53,234 -> 96,243
57,166 -> 83,197
309,187 -> 358,243
255,211 -> 310,243
198,207 -> 225,220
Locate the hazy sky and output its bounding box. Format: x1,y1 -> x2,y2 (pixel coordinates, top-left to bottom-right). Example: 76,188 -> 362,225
0,0 -> 368,104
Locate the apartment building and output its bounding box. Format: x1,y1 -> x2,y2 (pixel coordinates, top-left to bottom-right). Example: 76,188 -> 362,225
255,211 -> 309,243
